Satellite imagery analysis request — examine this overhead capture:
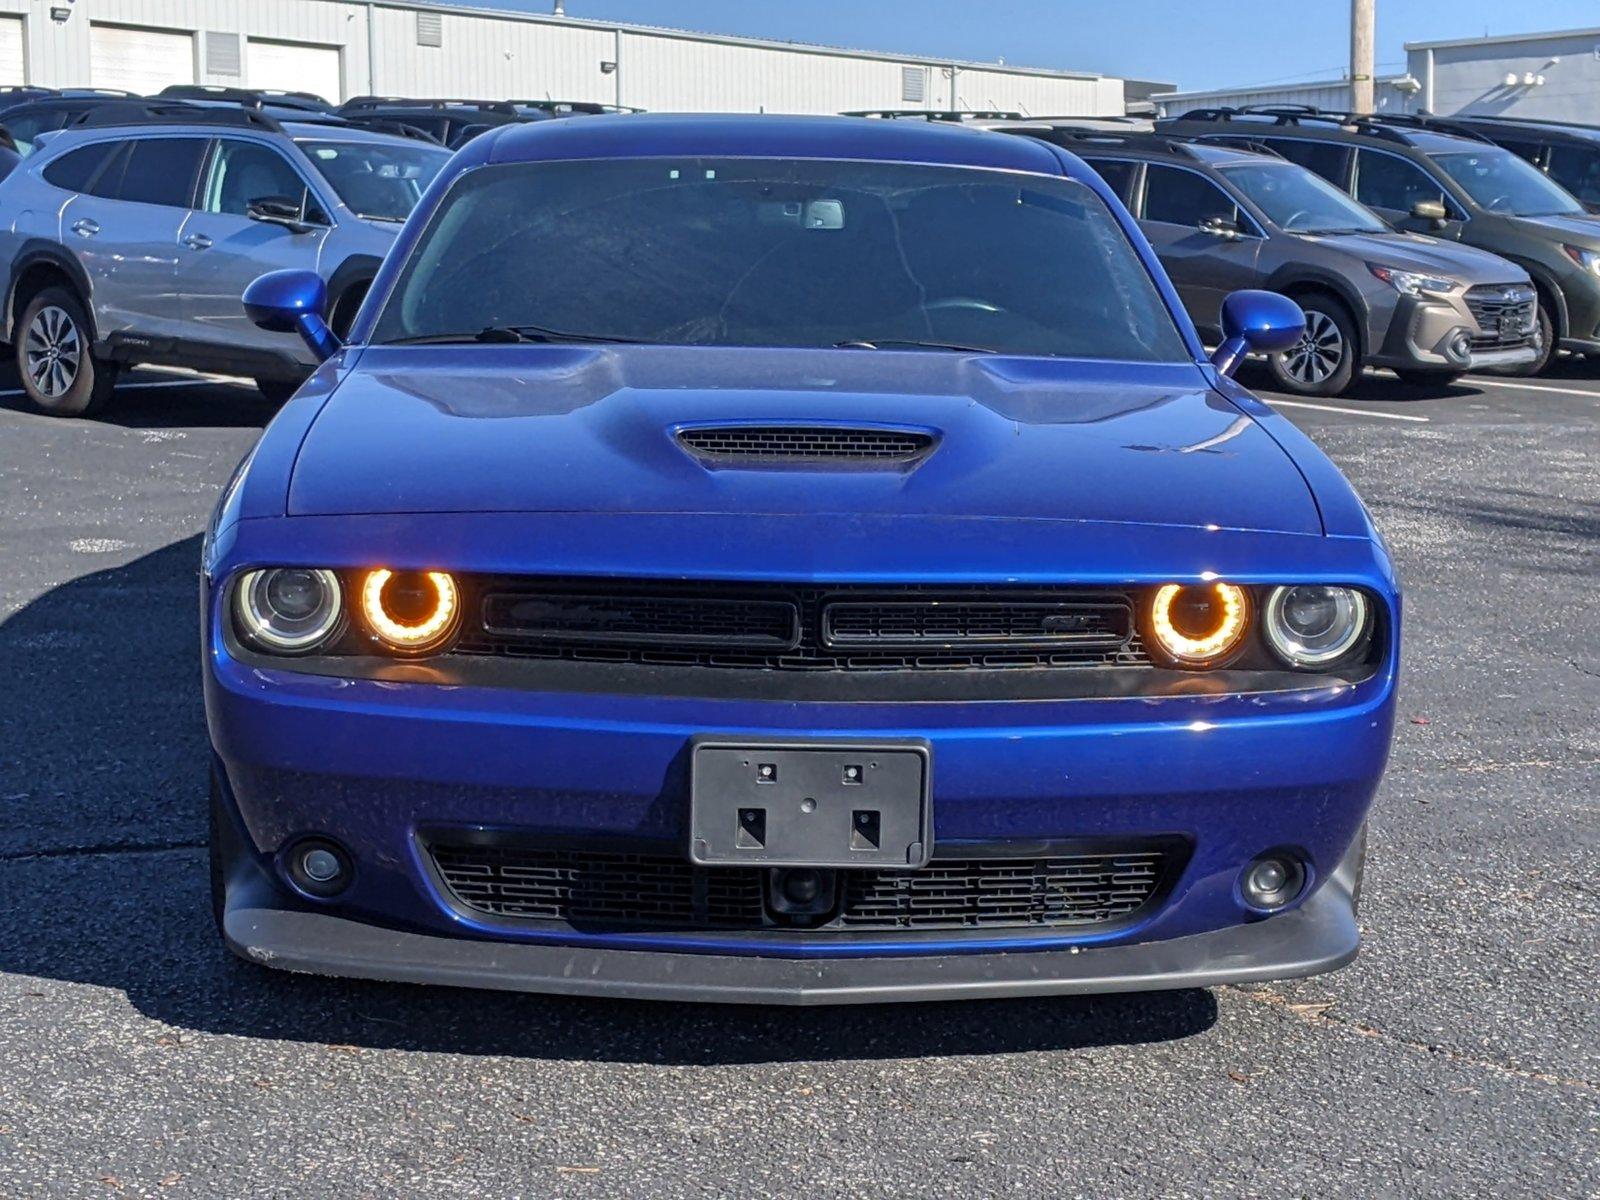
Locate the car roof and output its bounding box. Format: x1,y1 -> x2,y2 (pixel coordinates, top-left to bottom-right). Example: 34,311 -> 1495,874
1456,116 -> 1600,143
482,112 -> 1071,176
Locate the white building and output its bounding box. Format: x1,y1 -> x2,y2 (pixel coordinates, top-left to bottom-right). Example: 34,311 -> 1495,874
1156,25 -> 1600,123
0,0 -> 1129,115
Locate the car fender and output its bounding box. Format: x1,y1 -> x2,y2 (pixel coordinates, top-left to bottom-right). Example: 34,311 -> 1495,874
1259,266 -> 1370,360
325,253 -> 385,335
1497,254 -> 1570,339
3,239 -> 94,342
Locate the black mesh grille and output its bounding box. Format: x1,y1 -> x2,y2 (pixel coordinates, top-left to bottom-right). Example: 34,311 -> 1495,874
677,426 -> 933,464
1464,284 -> 1537,349
428,843 -> 1172,933
459,581 -> 1150,672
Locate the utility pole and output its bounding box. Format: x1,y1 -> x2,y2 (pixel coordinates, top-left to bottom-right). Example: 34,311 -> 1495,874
1350,0 -> 1375,113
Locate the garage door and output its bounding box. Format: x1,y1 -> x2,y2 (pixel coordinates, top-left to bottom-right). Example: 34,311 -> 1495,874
0,17 -> 24,87
90,25 -> 195,94
248,40 -> 342,105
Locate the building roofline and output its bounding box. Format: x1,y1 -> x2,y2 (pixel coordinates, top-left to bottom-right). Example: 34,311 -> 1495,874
1154,75 -> 1405,102
367,0 -> 1107,81
1403,26 -> 1600,52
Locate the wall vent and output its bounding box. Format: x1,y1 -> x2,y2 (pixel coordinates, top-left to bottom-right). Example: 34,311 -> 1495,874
206,31 -> 241,77
416,11 -> 443,48
901,65 -> 927,103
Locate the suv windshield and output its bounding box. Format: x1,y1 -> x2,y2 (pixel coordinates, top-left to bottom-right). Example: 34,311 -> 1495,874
300,140 -> 449,222
1430,148 -> 1583,217
1218,161 -> 1388,234
372,157 -> 1189,361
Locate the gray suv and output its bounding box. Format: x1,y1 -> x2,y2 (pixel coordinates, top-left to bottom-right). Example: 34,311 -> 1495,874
999,129 -> 1538,395
0,105 -> 448,415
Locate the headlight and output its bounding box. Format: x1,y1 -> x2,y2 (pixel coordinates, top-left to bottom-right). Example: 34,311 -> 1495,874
1368,263 -> 1457,297
233,568 -> 342,653
359,568 -> 460,652
1263,585 -> 1370,667
1562,244 -> 1600,277
1146,582 -> 1250,667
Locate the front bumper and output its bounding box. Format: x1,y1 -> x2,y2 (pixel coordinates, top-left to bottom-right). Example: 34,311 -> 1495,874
1370,292 -> 1537,373
222,828 -> 1364,1005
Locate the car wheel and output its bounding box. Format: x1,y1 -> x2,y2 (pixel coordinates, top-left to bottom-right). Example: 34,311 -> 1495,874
1484,301 -> 1555,378
1267,299 -> 1358,397
14,286 -> 118,417
254,377 -> 301,405
1392,368 -> 1464,389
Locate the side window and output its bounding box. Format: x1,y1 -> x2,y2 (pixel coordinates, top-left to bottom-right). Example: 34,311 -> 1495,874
1545,144 -> 1600,207
1086,159 -> 1137,204
41,143 -> 118,193
116,138 -> 208,208
1354,149 -> 1454,215
82,143 -> 131,199
1263,138 -> 1349,185
202,139 -> 328,223
1142,164 -> 1241,228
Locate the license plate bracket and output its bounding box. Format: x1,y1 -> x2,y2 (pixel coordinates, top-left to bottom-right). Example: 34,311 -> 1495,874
688,738 -> 931,869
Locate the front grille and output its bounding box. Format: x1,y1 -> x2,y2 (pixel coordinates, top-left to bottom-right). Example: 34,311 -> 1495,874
429,842 -> 1173,934
677,425 -> 933,464
458,580 -> 1150,672
1464,283 -> 1537,348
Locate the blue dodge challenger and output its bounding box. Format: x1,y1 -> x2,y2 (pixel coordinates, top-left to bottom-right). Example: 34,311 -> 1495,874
203,114 -> 1399,1004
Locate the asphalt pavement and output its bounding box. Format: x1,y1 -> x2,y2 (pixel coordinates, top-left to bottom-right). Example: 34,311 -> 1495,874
0,360 -> 1595,1197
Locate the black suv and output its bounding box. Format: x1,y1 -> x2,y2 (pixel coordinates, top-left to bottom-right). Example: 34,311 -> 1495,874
1383,114 -> 1600,214
1158,107 -> 1600,374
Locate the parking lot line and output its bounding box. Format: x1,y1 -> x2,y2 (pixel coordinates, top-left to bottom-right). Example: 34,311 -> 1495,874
1462,377 -> 1600,400
1262,397 -> 1430,423
0,378 -> 219,399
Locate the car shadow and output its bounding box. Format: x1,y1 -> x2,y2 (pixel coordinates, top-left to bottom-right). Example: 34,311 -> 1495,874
0,538 -> 1219,1065
0,367 -> 282,430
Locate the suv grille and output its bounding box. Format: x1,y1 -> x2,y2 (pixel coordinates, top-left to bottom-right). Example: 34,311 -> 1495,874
428,843 -> 1173,933
459,581 -> 1148,671
1464,284 -> 1538,349
677,425 -> 933,464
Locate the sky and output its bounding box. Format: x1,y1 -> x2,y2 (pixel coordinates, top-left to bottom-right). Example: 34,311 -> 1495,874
464,1 -> 1599,93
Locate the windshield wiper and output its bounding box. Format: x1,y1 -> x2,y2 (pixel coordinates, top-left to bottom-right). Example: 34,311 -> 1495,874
834,338 -> 998,353
387,324 -> 652,346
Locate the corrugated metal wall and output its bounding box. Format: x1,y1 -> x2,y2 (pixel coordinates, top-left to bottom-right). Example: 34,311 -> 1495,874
1410,32 -> 1600,122
0,0 -> 1124,115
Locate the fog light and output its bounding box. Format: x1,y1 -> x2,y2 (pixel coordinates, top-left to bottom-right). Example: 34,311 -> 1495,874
286,838 -> 352,897
1447,329 -> 1473,365
1240,853 -> 1305,911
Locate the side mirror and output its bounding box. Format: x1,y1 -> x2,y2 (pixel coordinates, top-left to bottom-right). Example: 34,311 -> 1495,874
1411,199 -> 1449,228
1210,289 -> 1305,378
242,269 -> 341,362
1199,215 -> 1243,240
247,196 -> 313,234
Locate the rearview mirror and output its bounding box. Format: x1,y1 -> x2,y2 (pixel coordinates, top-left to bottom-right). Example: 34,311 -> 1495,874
242,269 -> 341,362
1210,290 -> 1305,378
1411,199 -> 1449,228
1199,215 -> 1243,240
247,196 -> 313,234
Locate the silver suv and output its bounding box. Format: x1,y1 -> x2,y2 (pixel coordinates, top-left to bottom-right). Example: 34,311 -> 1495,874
0,106 -> 449,415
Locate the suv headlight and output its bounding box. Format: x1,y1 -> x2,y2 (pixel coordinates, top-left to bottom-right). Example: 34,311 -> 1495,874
1262,585 -> 1370,667
233,568 -> 342,653
1368,263 -> 1457,298
1562,245 -> 1600,277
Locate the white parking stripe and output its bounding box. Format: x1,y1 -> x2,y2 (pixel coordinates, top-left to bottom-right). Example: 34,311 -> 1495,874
1462,378 -> 1600,400
0,378 -> 222,399
1263,397 -> 1430,423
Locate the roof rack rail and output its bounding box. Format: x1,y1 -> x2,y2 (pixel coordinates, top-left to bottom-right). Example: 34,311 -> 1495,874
841,108 -> 1026,122
1013,126 -> 1209,159
70,101 -> 284,133
1167,104 -> 1425,145
157,84 -> 334,113
511,99 -> 645,115
1431,112 -> 1600,134
334,114 -> 448,145
340,96 -> 520,115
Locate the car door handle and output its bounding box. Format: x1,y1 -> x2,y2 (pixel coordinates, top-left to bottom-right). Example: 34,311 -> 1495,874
70,218 -> 99,238
183,233 -> 213,251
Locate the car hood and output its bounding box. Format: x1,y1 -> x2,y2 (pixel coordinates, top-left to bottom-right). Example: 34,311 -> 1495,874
287,346 -> 1322,536
1505,210 -> 1600,246
1306,229 -> 1528,282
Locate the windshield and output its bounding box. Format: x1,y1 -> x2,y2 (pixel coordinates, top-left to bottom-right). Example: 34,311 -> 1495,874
1218,161 -> 1388,234
300,140 -> 449,222
371,157 -> 1190,361
1430,148 -> 1583,217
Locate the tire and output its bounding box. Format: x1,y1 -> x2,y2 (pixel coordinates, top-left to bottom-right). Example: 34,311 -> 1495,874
254,377 -> 301,405
1483,300 -> 1555,378
208,773 -> 227,937
1267,296 -> 1359,397
13,286 -> 118,417
1393,368 -> 1464,389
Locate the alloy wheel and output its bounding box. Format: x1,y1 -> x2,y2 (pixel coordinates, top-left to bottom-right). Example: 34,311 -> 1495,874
24,305 -> 83,399
1282,309 -> 1344,386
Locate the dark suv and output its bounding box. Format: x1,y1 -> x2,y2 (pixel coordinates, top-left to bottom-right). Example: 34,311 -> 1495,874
1158,107 -> 1600,374
1381,114 -> 1600,214
999,129 -> 1536,394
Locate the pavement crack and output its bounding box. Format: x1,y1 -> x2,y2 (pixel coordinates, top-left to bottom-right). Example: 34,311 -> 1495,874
1226,985 -> 1599,1094
0,838 -> 206,863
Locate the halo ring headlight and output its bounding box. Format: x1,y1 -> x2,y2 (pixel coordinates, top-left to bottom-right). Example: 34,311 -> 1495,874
359,568 -> 460,653
1147,582 -> 1250,667
234,568 -> 342,653
1264,585 -> 1369,667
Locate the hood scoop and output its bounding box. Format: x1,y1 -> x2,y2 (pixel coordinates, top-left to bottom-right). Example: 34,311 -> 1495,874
675,424 -> 936,468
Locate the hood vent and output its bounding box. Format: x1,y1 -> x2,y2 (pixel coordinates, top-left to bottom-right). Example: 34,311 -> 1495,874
676,425 -> 934,466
